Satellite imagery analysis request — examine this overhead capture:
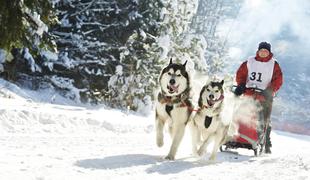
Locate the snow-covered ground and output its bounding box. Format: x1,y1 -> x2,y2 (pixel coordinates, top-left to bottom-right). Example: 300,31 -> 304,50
1,80 -> 310,180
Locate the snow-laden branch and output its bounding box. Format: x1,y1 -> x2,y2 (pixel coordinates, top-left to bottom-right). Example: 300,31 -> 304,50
70,0 -> 96,17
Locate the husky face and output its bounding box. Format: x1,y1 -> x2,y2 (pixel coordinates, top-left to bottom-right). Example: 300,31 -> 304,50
159,61 -> 189,96
199,80 -> 224,107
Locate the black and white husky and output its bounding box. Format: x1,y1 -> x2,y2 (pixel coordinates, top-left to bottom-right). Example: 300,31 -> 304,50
190,79 -> 233,161
155,59 -> 193,160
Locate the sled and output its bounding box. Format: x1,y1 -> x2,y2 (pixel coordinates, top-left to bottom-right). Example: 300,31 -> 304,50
220,87 -> 269,156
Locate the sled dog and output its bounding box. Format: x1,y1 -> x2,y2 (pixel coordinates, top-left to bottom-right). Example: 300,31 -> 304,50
155,58 -> 193,160
190,79 -> 232,161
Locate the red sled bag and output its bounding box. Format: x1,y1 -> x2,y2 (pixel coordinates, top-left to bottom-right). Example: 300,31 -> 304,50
221,88 -> 268,156
237,117 -> 260,144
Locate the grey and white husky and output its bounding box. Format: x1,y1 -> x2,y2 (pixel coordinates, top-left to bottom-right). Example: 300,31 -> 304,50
155,58 -> 193,160
189,79 -> 233,161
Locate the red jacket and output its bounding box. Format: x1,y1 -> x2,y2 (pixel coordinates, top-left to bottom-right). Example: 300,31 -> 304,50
236,52 -> 283,97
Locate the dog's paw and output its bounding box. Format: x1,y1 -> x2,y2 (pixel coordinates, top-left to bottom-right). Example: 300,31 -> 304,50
197,148 -> 205,157
208,157 -> 217,164
156,137 -> 164,147
164,155 -> 175,160
191,147 -> 199,157
157,140 -> 163,147
192,151 -> 199,157
209,155 -> 216,162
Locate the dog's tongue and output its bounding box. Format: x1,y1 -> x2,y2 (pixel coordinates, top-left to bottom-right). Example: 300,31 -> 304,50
168,85 -> 179,93
207,100 -> 214,106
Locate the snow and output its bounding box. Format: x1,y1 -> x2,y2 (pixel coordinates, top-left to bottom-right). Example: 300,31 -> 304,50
24,8 -> 48,37
41,51 -> 58,62
1,80 -> 310,180
0,49 -> 6,63
49,76 -> 81,102
157,35 -> 171,60
23,48 -> 42,73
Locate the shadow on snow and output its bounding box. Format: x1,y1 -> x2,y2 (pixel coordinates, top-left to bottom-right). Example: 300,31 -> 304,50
75,152 -> 253,174
75,154 -> 159,170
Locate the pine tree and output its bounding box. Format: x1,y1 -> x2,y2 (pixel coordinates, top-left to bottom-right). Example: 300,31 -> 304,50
105,0 -> 164,112
107,0 -> 206,112
189,0 -> 225,74
189,0 -> 243,75
0,0 -> 59,91
155,0 -> 203,70
0,0 -> 56,54
52,0 -> 164,106
107,30 -> 163,112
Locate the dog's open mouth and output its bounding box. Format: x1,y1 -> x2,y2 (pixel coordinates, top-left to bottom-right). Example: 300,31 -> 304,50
207,99 -> 215,107
167,84 -> 179,94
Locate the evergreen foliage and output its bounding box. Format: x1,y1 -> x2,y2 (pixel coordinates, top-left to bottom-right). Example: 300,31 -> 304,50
0,0 -> 243,114
189,0 -> 225,74
108,0 -> 207,111
107,31 -> 163,111
105,0 -> 165,111
0,0 -> 56,54
52,0 -> 164,108
190,0 -> 244,75
155,0 -> 205,73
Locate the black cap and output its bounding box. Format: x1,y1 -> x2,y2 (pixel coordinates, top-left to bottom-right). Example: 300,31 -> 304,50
258,42 -> 271,52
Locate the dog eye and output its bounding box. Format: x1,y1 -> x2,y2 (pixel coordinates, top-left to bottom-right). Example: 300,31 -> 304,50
168,72 -> 172,75
215,90 -> 219,93
206,88 -> 210,92
176,74 -> 181,77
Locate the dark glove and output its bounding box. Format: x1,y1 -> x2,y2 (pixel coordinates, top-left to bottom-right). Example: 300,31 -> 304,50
234,84 -> 246,96
262,87 -> 273,100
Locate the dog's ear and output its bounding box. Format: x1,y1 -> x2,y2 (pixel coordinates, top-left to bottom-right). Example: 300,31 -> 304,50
198,86 -> 205,107
198,96 -> 202,107
220,80 -> 224,85
182,60 -> 187,68
169,58 -> 173,65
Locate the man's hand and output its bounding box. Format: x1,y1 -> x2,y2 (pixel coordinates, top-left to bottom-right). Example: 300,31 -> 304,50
234,84 -> 246,96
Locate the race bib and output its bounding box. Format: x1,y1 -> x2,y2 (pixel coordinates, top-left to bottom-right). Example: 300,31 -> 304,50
246,57 -> 275,90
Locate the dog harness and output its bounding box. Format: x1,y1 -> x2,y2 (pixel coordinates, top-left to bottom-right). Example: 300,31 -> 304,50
158,87 -> 191,105
204,116 -> 212,128
158,88 -> 194,120
199,95 -> 224,128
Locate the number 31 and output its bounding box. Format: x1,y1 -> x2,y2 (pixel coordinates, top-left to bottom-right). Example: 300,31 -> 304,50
250,72 -> 262,82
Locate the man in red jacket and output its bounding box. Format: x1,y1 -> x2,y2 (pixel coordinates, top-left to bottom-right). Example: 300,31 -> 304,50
234,41 -> 283,154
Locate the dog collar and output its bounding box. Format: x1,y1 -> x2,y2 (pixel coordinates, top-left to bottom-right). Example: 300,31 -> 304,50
159,88 -> 191,105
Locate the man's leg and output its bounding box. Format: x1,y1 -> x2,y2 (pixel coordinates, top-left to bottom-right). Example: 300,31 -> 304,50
265,125 -> 272,153
263,98 -> 273,154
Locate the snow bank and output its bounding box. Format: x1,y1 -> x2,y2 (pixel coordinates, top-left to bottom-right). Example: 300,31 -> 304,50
0,96 -> 152,135
0,79 -> 152,135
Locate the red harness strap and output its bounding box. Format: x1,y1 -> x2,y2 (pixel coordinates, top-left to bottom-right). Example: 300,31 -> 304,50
179,101 -> 201,112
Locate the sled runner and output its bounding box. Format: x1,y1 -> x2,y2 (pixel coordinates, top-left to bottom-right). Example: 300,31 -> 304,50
221,86 -> 269,156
